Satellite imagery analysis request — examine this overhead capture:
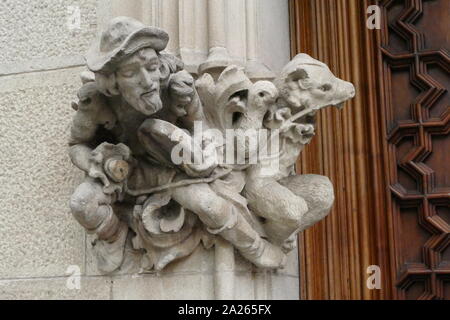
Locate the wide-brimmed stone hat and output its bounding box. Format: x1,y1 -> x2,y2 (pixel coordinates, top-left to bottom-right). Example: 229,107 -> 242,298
86,16 -> 169,74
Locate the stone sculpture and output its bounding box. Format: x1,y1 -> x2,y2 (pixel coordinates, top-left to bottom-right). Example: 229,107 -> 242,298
68,17 -> 355,274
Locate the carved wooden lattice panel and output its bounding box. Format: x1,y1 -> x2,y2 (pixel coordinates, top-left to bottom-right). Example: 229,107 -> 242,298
379,0 -> 450,299
290,0 -> 449,299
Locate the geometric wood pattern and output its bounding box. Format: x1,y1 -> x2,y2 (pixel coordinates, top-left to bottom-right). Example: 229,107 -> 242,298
290,0 -> 449,299
379,0 -> 450,300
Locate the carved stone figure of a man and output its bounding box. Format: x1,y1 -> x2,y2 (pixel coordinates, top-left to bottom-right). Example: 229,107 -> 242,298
69,17 -> 286,272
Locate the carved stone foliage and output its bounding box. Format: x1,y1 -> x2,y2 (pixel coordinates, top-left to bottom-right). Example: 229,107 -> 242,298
68,17 -> 355,274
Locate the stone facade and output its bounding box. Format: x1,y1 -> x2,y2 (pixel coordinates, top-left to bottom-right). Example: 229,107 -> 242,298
0,0 -> 301,299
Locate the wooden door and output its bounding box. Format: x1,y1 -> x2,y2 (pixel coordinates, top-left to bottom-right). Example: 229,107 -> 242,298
290,0 -> 449,300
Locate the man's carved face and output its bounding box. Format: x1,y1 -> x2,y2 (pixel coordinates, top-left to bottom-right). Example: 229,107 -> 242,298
116,48 -> 163,115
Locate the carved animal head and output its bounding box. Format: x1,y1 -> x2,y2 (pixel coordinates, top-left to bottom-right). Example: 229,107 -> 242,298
227,81 -> 278,160
244,81 -> 279,126
275,53 -> 355,111
72,81 -> 117,130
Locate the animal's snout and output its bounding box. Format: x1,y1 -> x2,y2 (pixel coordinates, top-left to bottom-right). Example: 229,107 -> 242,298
347,82 -> 356,98
336,80 -> 356,100
328,80 -> 356,109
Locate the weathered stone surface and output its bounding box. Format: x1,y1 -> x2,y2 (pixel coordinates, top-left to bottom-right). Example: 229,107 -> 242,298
0,0 -> 97,74
161,245 -> 215,275
234,273 -> 256,299
111,273 -> 214,300
0,68 -> 86,278
230,249 -> 298,275
258,0 -> 291,73
232,269 -> 300,299
269,274 -> 300,300
86,237 -> 215,276
0,277 -> 111,300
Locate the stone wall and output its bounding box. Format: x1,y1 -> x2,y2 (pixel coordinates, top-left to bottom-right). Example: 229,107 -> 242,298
0,0 -> 298,299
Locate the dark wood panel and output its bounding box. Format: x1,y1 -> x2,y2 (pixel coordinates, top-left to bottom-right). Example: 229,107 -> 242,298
290,0 -> 449,300
379,0 -> 450,300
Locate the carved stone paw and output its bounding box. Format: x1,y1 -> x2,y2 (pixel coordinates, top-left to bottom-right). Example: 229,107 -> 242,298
281,234 -> 298,253
240,240 -> 287,269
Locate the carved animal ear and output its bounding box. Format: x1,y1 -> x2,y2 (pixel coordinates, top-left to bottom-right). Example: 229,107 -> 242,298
287,66 -> 314,90
159,53 -> 184,73
159,53 -> 184,89
288,67 -> 309,81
